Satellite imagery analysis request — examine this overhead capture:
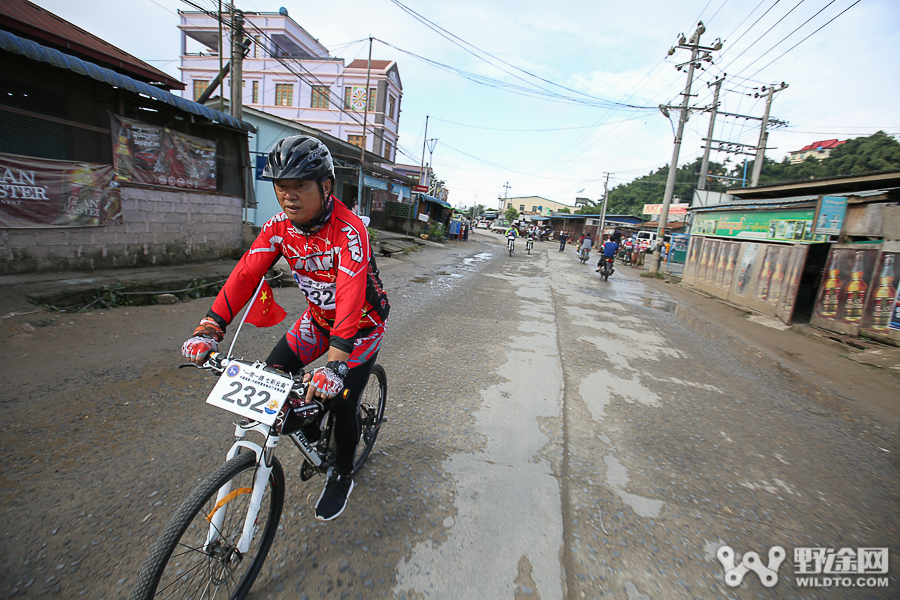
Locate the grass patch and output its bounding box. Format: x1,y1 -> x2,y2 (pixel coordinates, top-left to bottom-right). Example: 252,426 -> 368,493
640,272 -> 667,279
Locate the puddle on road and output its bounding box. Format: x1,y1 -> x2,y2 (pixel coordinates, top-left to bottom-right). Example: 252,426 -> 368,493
641,297 -> 679,313
462,252 -> 493,267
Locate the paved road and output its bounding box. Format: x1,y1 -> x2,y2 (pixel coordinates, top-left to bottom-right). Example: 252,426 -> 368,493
1,231 -> 896,599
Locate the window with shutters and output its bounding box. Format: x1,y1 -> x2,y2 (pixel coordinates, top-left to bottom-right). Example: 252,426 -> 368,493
348,135 -> 364,149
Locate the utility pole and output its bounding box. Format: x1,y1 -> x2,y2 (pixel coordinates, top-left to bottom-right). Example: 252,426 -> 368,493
501,181 -> 511,213
698,77 -> 723,191
218,0 -> 224,113
425,138 -> 438,194
650,22 -> 721,275
599,172 -> 610,239
419,115 -> 429,188
358,36 -> 373,216
750,82 -> 788,187
229,7 -> 244,120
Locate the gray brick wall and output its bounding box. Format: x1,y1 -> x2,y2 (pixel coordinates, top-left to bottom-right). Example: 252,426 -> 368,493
0,186 -> 243,275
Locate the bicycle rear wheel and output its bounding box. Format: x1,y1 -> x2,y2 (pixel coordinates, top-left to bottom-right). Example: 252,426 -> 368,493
130,452 -> 285,600
352,363 -> 387,473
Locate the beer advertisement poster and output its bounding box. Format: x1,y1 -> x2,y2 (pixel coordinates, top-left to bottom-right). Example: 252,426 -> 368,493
0,153 -> 123,228
734,243 -> 760,296
812,248 -> 879,323
860,251 -> 899,332
110,114 -> 216,192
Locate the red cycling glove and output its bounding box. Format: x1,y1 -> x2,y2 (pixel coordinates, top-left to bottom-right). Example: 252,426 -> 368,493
182,317 -> 225,362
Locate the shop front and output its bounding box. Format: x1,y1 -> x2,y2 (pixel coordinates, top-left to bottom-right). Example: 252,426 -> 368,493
683,200 -> 828,325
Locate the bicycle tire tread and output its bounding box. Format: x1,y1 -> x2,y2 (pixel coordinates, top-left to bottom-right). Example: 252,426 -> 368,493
129,452 -> 284,600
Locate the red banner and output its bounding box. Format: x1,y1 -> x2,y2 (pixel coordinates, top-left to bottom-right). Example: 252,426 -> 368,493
0,153 -> 123,228
111,114 -> 216,191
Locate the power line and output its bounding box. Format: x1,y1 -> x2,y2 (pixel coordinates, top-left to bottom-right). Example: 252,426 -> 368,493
730,0 -> 841,80
744,0 -> 861,79
385,0 -> 656,111
721,0 -> 807,69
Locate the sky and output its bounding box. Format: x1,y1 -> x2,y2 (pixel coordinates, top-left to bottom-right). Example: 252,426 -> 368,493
32,0 -> 900,210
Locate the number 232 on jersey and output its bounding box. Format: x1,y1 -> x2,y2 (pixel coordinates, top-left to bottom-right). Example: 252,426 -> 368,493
206,361 -> 293,426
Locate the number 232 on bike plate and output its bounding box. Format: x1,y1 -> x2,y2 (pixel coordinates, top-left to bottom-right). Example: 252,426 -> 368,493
206,361 -> 292,426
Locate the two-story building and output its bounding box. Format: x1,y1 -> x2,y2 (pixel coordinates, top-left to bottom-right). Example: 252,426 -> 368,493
789,139 -> 846,164
179,8 -> 402,163
501,196 -> 574,216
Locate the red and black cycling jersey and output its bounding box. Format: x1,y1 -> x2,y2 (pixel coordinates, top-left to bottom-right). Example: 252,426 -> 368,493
207,196 -> 389,353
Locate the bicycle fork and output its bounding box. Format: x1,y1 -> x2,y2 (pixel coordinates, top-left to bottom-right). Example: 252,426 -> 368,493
204,422 -> 279,555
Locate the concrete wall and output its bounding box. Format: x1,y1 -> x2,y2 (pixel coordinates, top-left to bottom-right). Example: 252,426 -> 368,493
0,185 -> 243,275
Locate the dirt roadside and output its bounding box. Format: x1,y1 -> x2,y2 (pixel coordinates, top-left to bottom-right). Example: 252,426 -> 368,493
641,274 -> 900,428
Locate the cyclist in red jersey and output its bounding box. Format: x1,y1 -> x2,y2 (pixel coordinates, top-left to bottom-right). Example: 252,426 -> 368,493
182,135 -> 389,521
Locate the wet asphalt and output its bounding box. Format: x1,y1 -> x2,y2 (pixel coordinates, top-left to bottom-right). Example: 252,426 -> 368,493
0,231 -> 897,599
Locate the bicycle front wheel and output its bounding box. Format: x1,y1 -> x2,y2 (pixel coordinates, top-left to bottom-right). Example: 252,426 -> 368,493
352,363 -> 387,473
130,452 -> 285,600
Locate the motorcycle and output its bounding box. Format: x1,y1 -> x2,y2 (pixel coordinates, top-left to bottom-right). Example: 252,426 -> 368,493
599,256 -> 615,281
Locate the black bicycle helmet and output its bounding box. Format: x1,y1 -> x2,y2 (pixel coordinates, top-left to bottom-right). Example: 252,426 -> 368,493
262,135 -> 334,182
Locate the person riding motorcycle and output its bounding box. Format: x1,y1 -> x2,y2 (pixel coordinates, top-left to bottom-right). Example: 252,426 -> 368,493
578,234 -> 592,261
597,236 -> 620,274
181,135 -> 389,522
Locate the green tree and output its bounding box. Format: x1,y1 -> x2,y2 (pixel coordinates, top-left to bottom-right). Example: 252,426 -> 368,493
557,207 -> 571,214
733,131 -> 900,186
504,205 -> 519,221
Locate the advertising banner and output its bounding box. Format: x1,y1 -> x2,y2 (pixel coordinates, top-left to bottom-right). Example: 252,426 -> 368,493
860,251 -> 899,332
734,243 -> 760,296
693,209 -> 826,243
814,196 -> 848,236
111,114 -> 216,191
812,248 -> 880,325
643,203 -> 689,215
0,152 -> 123,228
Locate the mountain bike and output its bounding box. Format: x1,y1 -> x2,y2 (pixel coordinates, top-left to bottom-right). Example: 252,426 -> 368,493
129,353 -> 387,600
526,237 -> 534,255
507,236 -> 516,256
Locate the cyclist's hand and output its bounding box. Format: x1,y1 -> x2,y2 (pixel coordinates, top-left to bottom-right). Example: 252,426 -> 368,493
181,317 -> 224,364
306,362 -> 346,400
182,336 -> 218,364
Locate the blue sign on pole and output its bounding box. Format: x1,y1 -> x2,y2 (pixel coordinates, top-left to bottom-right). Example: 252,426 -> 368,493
255,155 -> 267,180
815,196 -> 848,235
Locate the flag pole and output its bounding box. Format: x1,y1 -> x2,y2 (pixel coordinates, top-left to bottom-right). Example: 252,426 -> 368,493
227,277 -> 266,360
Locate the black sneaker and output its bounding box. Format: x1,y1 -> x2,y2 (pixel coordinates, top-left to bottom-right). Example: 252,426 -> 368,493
315,469 -> 354,521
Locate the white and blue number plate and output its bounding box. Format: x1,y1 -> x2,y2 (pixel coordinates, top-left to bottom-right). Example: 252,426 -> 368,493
206,360 -> 292,426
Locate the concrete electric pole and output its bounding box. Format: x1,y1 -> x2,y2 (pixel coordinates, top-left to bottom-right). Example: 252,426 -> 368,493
649,22 -> 721,275
698,77 -> 723,191
599,172 -> 610,239
750,82 -> 789,187
229,8 -> 244,120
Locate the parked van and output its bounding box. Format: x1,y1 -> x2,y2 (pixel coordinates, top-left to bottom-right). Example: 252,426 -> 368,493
635,231 -> 671,250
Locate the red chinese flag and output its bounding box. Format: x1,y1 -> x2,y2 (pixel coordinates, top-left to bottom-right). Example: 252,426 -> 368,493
245,280 -> 287,327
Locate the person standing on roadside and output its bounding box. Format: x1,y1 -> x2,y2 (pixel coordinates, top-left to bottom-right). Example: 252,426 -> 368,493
558,230 -> 569,252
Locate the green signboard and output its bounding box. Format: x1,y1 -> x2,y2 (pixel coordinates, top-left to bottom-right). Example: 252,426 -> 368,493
693,209 -> 826,243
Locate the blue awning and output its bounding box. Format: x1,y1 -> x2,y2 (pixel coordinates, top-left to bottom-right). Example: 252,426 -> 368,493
418,193 -> 451,209
0,29 -> 254,133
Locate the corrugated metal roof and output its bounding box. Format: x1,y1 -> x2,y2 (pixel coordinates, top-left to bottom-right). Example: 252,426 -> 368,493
691,196 -> 820,212
0,30 -> 253,133
0,0 -> 183,90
